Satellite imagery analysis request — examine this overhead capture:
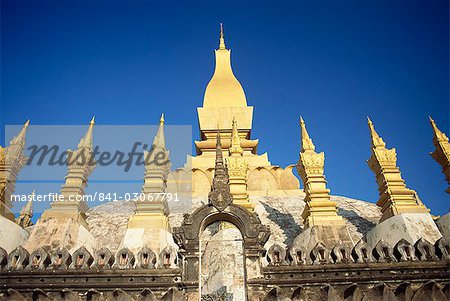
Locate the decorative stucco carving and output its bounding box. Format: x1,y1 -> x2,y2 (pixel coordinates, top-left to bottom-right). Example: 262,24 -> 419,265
70,245 -> 94,269
137,289 -> 157,301
267,244 -> 287,266
288,244 -> 308,266
435,237 -> 450,260
394,239 -> 417,262
415,238 -> 437,261
28,247 -> 51,270
372,239 -> 395,263
136,246 -> 156,269
49,247 -> 71,270
158,246 -> 177,269
108,289 -> 133,301
331,241 -> 352,263
208,134 -> 233,212
352,239 -> 374,263
7,246 -> 29,270
310,242 -> 330,264
0,247 -> 7,270
113,247 -> 135,269
92,247 -> 114,269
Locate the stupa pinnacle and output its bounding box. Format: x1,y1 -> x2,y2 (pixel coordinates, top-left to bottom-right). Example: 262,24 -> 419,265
192,24 -> 272,178
203,23 -> 246,108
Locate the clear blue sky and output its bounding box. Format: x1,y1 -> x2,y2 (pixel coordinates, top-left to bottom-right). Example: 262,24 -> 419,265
1,0 -> 449,216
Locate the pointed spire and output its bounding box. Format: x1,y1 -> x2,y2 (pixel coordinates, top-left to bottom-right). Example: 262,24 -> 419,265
1,119 -> 30,221
153,113 -> 166,149
429,116 -> 449,143
227,117 -> 252,210
78,117 -> 95,149
296,117 -> 344,228
367,117 -> 386,148
9,120 -> 30,146
366,118 -> 430,221
203,23 -> 247,107
21,190 -> 34,216
300,117 -> 315,152
219,23 -> 226,50
229,116 -> 243,155
214,132 -> 227,179
216,132 -> 224,165
429,117 -> 450,194
16,190 -> 34,227
209,131 -> 232,211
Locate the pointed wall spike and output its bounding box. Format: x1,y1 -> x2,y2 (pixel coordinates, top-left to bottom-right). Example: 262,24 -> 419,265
430,116 -> 449,143
153,113 -> 166,149
215,132 -> 224,166
429,116 -> 450,194
229,116 -> 243,155
16,190 -> 34,227
78,117 -> 95,149
366,118 -> 429,221
21,190 -> 34,215
300,116 -> 315,152
296,116 -> 343,227
1,119 -> 30,220
9,120 -> 30,146
137,113 -> 171,218
213,131 -> 228,181
209,131 -> 232,211
43,116 -> 97,226
227,117 -> 252,210
367,117 -> 386,148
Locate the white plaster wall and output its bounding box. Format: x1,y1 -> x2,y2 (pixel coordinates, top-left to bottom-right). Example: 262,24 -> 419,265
0,216 -> 29,253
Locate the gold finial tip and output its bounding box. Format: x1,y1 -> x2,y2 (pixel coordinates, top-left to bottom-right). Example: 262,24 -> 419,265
367,116 -> 372,123
429,116 -> 435,123
300,116 -> 305,124
160,113 -> 165,124
24,119 -> 30,127
90,116 -> 95,125
219,22 -> 226,50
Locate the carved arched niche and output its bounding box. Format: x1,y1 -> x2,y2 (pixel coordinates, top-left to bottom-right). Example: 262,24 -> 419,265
173,203 -> 270,282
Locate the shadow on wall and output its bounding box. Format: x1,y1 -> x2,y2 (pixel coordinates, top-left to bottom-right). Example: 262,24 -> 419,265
337,207 -> 376,235
261,202 -> 302,246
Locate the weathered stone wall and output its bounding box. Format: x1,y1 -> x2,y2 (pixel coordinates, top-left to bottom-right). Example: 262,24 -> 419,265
84,193 -> 381,253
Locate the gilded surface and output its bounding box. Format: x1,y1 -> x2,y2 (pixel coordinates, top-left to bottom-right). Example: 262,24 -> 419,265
367,118 -> 429,222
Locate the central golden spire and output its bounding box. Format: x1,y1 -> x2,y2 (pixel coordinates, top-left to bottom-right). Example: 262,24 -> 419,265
203,23 -> 247,108
194,24 -> 268,168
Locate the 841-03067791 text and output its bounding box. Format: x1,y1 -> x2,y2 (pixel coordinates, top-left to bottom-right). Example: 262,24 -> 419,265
10,192 -> 179,203
91,192 -> 179,202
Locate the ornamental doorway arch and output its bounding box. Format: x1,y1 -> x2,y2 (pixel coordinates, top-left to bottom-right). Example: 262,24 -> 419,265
173,203 -> 270,299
